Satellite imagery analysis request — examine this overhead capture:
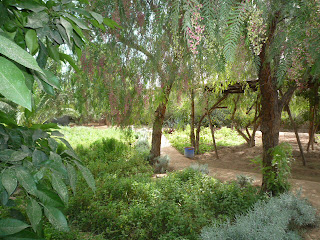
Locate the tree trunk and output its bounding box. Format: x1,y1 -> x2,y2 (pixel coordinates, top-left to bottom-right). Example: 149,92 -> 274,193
285,104 -> 306,166
258,12 -> 281,193
150,102 -> 167,162
190,89 -> 196,147
207,111 -> 219,159
307,84 -> 319,151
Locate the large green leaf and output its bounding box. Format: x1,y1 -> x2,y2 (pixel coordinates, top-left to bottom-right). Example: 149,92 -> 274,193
103,18 -> 122,29
0,149 -> 15,162
25,29 -> 39,56
32,129 -> 49,141
0,35 -> 43,74
36,41 -> 48,69
0,150 -> 28,162
56,25 -> 69,46
59,53 -> 80,72
25,12 -> 49,29
44,206 -> 69,232
1,169 -> 17,196
10,151 -> 29,162
36,77 -> 54,96
48,139 -> 58,152
75,162 -> 96,192
72,32 -> 84,48
2,229 -> 45,239
66,164 -> 77,195
63,149 -> 79,160
47,44 -> 60,62
63,13 -> 89,30
15,167 -> 37,195
50,173 -> 68,205
41,70 -> 60,89
0,189 -> 9,205
32,149 -> 48,167
0,57 -> 31,110
49,152 -> 62,164
0,111 -> 17,127
0,218 -> 29,237
35,189 -> 64,208
12,1 -> 47,13
89,11 -> 103,24
59,17 -> 73,42
26,198 -> 42,232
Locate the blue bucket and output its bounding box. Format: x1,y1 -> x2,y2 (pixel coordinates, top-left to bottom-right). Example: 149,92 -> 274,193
184,147 -> 195,158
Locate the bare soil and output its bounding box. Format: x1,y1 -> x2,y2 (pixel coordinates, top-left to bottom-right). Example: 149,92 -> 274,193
161,131 -> 320,240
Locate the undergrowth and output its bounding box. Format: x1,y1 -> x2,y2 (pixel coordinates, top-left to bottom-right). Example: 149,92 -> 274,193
166,126 -> 246,154
45,127 -> 316,240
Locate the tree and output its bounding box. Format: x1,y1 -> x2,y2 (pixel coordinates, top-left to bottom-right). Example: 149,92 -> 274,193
182,0 -> 320,193
87,0 -> 196,161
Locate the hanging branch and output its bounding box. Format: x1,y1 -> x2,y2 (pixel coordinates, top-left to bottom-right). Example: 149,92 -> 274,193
285,104 -> 306,166
195,93 -> 229,153
206,98 -> 219,159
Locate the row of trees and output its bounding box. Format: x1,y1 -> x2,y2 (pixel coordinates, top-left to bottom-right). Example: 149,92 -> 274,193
73,0 -> 319,193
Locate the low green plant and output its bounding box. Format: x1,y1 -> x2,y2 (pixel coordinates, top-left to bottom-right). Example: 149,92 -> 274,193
0,121 -> 95,239
190,163 -> 209,175
236,174 -> 254,188
201,193 -> 318,240
154,155 -> 170,173
252,143 -> 293,195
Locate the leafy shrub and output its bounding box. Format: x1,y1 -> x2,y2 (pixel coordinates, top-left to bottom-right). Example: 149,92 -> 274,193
252,143 -> 293,195
190,163 -> 209,175
66,162 -> 263,239
154,155 -> 170,173
0,123 -> 95,238
134,138 -> 150,157
236,174 -> 254,188
201,193 -> 318,240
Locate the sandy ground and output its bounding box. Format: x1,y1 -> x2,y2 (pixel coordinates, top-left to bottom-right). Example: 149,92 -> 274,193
161,131 -> 320,240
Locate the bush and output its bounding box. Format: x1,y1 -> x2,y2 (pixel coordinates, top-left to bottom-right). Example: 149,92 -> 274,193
190,163 -> 209,175
201,193 -> 318,240
252,143 -> 293,195
67,166 -> 263,239
154,155 -> 170,173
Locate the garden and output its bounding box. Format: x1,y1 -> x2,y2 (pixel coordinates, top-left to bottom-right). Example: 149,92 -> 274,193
0,0 -> 320,239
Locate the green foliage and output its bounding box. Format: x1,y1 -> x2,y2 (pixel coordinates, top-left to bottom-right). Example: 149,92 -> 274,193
47,127 -> 264,240
60,126 -> 124,148
201,193 -> 318,240
189,163 -> 209,175
154,155 -> 170,174
0,0 -> 116,110
0,123 -> 95,238
166,126 -> 246,154
252,143 -> 293,195
236,175 -> 254,188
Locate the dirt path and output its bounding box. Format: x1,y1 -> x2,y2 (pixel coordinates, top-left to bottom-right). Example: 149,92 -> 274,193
161,132 -> 320,239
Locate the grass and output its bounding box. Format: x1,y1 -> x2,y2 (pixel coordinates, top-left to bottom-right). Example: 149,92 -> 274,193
60,126 -> 124,148
166,126 -> 246,154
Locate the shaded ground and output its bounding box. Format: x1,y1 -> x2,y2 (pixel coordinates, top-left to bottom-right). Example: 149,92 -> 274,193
161,131 -> 320,239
